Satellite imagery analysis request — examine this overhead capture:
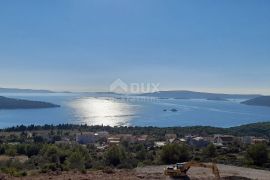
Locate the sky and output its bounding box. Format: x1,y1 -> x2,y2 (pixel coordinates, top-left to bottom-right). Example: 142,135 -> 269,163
0,0 -> 270,94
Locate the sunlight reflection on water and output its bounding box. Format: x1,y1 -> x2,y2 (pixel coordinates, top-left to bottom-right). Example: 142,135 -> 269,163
70,97 -> 135,126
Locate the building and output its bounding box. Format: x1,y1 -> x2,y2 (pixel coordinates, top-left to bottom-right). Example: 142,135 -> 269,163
241,136 -> 269,145
213,135 -> 234,146
154,141 -> 166,148
188,137 -> 209,148
252,138 -> 269,144
241,136 -> 254,145
165,133 -> 177,140
137,135 -> 148,142
94,131 -> 109,138
107,136 -> 121,145
76,132 -> 97,144
119,134 -> 136,142
171,138 -> 186,144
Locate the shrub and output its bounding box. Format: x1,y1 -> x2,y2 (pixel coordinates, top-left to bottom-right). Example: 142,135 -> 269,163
105,145 -> 126,166
66,152 -> 85,170
246,144 -> 269,166
6,147 -> 17,156
160,144 -> 191,164
203,143 -> 217,158
26,144 -> 41,157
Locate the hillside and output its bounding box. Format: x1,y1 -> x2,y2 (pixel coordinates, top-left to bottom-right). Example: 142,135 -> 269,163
228,122 -> 270,137
140,90 -> 260,100
0,96 -> 60,109
0,87 -> 54,93
241,96 -> 270,107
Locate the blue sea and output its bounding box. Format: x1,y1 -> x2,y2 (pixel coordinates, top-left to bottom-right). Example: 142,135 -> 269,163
0,93 -> 270,128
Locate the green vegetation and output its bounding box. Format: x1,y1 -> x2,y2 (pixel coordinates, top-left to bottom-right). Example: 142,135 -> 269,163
160,144 -> 191,164
0,122 -> 269,177
202,143 -> 217,158
246,144 -> 269,166
4,121 -> 270,138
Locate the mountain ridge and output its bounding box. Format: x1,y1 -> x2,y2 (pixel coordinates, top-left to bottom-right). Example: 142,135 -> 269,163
0,96 -> 60,109
140,90 -> 261,100
0,87 -> 54,93
241,96 -> 270,107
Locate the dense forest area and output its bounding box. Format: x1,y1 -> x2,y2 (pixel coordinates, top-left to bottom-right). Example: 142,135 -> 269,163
3,122 -> 270,138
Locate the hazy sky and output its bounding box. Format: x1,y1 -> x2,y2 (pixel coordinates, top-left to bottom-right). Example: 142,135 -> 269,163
0,0 -> 270,94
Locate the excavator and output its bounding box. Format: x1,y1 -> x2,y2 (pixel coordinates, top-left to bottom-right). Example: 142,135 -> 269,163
164,161 -> 220,179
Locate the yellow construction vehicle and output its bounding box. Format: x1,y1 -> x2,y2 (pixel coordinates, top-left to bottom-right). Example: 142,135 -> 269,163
164,161 -> 220,179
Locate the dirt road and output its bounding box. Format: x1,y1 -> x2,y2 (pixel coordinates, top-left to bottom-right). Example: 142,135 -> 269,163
136,164 -> 270,180
2,164 -> 270,180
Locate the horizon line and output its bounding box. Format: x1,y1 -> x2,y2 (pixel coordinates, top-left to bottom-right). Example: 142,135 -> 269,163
0,86 -> 268,96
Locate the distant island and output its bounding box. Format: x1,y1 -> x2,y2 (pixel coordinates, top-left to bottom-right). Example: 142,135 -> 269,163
0,96 -> 60,109
140,90 -> 260,100
241,96 -> 270,107
0,87 -> 54,93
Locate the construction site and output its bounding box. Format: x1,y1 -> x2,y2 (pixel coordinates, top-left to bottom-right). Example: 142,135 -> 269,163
0,163 -> 268,180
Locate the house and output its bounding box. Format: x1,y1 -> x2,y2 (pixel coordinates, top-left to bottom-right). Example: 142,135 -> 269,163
203,136 -> 214,142
154,141 -> 166,148
165,133 -> 177,140
241,136 -> 254,145
119,134 -> 136,142
252,138 -> 269,144
213,135 -> 234,146
137,135 -> 148,142
188,137 -> 209,148
94,131 -> 109,138
76,132 -> 97,144
241,136 -> 269,145
107,136 -> 121,145
170,138 -> 186,144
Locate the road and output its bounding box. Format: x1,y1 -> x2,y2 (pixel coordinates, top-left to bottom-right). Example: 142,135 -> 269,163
3,164 -> 270,180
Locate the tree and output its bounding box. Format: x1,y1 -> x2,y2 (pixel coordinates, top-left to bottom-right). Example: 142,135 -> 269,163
16,144 -> 27,155
160,144 -> 191,164
33,136 -> 45,143
203,143 -> 216,158
26,144 -> 41,157
246,144 -> 269,166
66,152 -> 85,170
42,145 -> 61,164
105,145 -> 126,166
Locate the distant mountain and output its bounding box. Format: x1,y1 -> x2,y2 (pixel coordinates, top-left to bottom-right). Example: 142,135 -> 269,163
0,87 -> 54,93
0,96 -> 60,109
206,97 -> 229,101
94,92 -> 122,95
140,90 -> 260,100
241,96 -> 270,107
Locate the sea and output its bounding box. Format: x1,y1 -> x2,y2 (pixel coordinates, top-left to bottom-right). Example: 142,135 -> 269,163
0,93 -> 270,128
